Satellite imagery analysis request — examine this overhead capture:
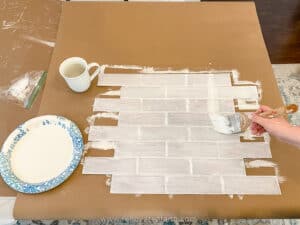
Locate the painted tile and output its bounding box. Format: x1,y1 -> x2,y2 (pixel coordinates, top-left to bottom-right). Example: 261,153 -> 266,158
111,175 -> 165,194
223,176 -> 281,195
190,127 -> 240,142
119,112 -> 165,125
82,157 -> 136,175
192,159 -> 246,175
98,74 -> 141,86
141,74 -> 185,86
217,86 -> 258,99
188,99 -> 235,113
168,113 -> 211,126
88,126 -> 139,141
167,142 -> 218,158
143,99 -> 186,112
140,127 -> 188,140
139,158 -> 190,175
166,87 -> 208,98
218,142 -> 272,158
93,98 -> 141,112
236,99 -> 259,110
167,176 -> 222,194
121,87 -> 165,98
187,73 -> 231,86
115,141 -> 165,157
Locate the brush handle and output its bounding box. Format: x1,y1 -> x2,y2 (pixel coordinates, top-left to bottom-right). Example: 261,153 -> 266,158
259,104 -> 298,118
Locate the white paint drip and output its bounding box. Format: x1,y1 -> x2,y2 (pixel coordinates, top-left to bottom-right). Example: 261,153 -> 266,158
105,178 -> 111,186
87,112 -> 119,125
22,35 -> 55,48
84,127 -> 90,134
84,141 -> 116,150
100,89 -> 121,96
245,159 -> 286,183
238,195 -> 244,200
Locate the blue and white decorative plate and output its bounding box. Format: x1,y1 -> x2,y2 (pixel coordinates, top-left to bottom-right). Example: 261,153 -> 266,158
0,115 -> 84,194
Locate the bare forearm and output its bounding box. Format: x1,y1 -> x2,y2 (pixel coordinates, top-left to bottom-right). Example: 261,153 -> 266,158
276,125 -> 300,148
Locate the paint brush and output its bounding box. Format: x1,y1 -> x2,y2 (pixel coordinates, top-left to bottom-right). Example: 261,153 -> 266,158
211,104 -> 298,134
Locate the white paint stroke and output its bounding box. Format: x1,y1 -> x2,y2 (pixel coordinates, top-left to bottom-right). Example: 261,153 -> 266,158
2,7 -> 26,30
100,89 -> 121,96
87,112 -> 119,125
245,159 -> 286,183
2,20 -> 17,30
231,69 -> 262,101
245,159 -> 277,168
22,35 -> 55,48
84,141 -> 116,150
98,64 -> 236,75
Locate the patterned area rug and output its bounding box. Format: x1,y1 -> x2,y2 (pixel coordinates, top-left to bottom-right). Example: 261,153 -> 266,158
272,64 -> 300,125
17,64 -> 300,225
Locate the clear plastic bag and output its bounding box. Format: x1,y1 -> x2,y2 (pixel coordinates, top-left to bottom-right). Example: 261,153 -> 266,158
0,71 -> 47,109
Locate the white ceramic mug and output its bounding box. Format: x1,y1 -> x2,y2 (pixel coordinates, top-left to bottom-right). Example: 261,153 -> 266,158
59,57 -> 101,92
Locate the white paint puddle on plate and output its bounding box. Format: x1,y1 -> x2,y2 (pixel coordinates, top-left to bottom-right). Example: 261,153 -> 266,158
10,125 -> 73,184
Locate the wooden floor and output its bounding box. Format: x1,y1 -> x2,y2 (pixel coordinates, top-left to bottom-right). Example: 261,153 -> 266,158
204,0 -> 300,64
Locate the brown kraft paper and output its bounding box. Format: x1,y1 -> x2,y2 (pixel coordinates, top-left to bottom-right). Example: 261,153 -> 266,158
14,2 -> 300,219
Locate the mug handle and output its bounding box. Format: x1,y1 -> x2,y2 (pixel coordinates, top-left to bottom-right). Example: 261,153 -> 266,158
87,62 -> 101,81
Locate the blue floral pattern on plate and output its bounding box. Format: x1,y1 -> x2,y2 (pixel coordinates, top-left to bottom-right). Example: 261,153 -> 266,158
0,115 -> 84,194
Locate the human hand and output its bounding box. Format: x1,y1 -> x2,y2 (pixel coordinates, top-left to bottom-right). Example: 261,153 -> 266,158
250,105 -> 292,138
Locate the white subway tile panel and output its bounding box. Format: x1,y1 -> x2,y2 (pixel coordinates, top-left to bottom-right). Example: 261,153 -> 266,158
141,127 -> 188,140
139,158 -> 190,175
143,99 -> 186,112
188,99 -> 235,113
167,87 -> 208,98
119,112 -> 165,125
93,98 -> 141,112
91,71 -> 278,195
168,113 -> 211,126
223,176 -> 281,195
141,74 -> 185,86
83,157 -> 136,175
99,74 -> 141,86
192,159 -> 246,175
219,142 -> 272,158
115,141 -> 165,157
88,126 -> 139,141
121,87 -> 165,98
167,176 -> 222,194
187,73 -> 231,87
190,127 -> 240,142
111,175 -> 165,194
167,142 -> 218,158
